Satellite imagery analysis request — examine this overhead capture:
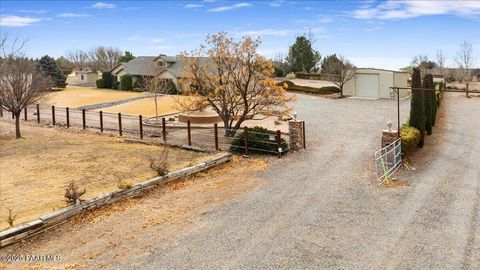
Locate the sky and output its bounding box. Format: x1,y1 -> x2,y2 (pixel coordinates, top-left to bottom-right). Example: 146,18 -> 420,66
0,0 -> 479,70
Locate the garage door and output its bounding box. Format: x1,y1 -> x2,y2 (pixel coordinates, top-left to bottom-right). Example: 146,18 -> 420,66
356,74 -> 379,98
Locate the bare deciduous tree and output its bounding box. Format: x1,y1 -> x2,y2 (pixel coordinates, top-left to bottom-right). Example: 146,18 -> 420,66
65,49 -> 88,71
180,32 -> 294,137
142,75 -> 171,120
322,55 -> 356,97
411,54 -> 436,77
0,58 -> 53,138
435,50 -> 446,75
0,32 -> 27,59
87,46 -> 122,72
454,41 -> 475,97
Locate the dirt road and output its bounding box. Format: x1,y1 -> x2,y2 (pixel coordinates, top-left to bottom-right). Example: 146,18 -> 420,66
1,93 -> 478,269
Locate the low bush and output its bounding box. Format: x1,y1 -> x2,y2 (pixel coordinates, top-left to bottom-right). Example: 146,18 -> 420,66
149,148 -> 169,176
6,208 -> 16,227
230,126 -> 288,155
286,72 -> 296,79
112,80 -> 120,90
278,80 -> 340,95
400,124 -> 421,156
96,78 -> 105,89
294,72 -> 324,80
120,74 -> 133,91
64,180 -> 86,205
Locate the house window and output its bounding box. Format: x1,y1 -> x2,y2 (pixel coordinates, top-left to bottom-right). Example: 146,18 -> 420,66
156,61 -> 165,67
81,75 -> 84,80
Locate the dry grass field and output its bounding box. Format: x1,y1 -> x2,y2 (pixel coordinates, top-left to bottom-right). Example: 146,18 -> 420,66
41,86 -> 146,108
0,121 -> 213,231
96,95 -> 188,116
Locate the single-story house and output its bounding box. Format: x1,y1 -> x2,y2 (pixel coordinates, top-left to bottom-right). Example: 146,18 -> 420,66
66,69 -> 99,86
343,68 -> 409,99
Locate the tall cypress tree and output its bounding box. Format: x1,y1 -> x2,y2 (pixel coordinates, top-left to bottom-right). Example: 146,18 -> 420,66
431,78 -> 437,126
102,71 -> 113,89
38,55 -> 67,88
423,74 -> 434,135
409,68 -> 426,147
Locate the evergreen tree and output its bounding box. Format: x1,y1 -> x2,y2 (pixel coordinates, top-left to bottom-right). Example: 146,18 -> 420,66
102,71 -> 113,88
409,68 -> 426,147
321,54 -> 342,72
286,35 -> 320,72
423,74 -> 434,135
118,51 -> 135,63
38,55 -> 67,88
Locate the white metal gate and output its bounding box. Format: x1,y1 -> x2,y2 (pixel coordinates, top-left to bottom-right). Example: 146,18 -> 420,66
374,138 -> 402,185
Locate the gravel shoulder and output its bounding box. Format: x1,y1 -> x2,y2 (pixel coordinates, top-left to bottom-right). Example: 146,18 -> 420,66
1,93 -> 478,269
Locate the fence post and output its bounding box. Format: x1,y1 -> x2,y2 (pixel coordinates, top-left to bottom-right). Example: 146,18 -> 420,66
0,106 -> 2,117
214,123 -> 219,151
24,107 -> 27,121
66,107 -> 70,128
303,121 -> 306,149
51,106 -> 55,125
36,104 -> 40,123
187,120 -> 192,146
244,126 -> 249,156
162,117 -> 166,141
82,109 -> 86,129
139,115 -> 143,140
118,113 -> 122,136
276,130 -> 282,158
99,111 -> 104,132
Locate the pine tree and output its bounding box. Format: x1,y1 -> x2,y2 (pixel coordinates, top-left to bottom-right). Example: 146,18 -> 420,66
409,68 -> 426,147
38,55 -> 67,88
286,35 -> 320,72
118,51 -> 135,63
423,74 -> 434,135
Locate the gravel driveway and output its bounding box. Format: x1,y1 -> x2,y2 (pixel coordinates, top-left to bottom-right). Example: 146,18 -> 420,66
134,93 -> 478,269
2,93 -> 478,269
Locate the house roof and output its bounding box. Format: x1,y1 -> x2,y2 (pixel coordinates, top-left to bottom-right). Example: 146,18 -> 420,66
112,56 -> 160,76
77,70 -> 96,74
356,68 -> 407,73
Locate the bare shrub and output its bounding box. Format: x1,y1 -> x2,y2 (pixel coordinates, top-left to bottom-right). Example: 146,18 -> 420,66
64,181 -> 86,205
149,147 -> 169,176
6,208 -> 17,227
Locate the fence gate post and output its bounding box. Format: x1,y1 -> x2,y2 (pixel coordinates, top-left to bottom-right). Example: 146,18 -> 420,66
99,111 -> 103,132
139,115 -> 143,140
214,123 -> 219,151
118,113 -> 122,136
36,104 -> 40,123
162,117 -> 166,141
24,107 -> 27,121
244,126 -> 249,156
51,106 -> 55,125
303,121 -> 306,149
276,130 -> 282,158
288,119 -> 305,150
66,107 -> 70,128
187,120 -> 192,146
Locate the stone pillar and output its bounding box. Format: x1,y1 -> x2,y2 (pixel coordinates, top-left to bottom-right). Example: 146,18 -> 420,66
382,129 -> 398,147
289,120 -> 305,150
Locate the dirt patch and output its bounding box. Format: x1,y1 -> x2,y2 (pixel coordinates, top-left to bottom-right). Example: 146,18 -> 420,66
0,121 -> 213,231
41,86 -> 145,108
0,156 -> 267,269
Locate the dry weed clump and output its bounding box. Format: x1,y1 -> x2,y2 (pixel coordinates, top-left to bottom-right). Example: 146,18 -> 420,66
6,208 -> 17,227
149,147 -> 169,176
65,180 -> 87,205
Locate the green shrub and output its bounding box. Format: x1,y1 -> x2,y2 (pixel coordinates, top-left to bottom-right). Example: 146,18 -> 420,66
96,78 -> 105,88
274,66 -> 285,77
400,124 -> 421,156
120,75 -> 133,91
278,80 -> 340,95
102,71 -> 113,88
112,80 -> 120,90
294,72 -> 324,80
230,126 -> 288,155
423,74 -> 434,135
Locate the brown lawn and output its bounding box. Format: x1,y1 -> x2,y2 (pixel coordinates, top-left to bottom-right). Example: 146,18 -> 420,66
0,121 -> 213,231
95,95 -> 189,117
41,86 -> 146,108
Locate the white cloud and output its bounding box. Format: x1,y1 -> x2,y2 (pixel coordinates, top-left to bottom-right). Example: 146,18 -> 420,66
184,4 -> 203,9
269,1 -> 284,7
127,35 -> 140,41
349,56 -> 409,70
57,13 -> 91,18
0,15 -> 42,27
151,38 -> 164,43
233,27 -> 325,38
317,15 -> 333,23
353,0 -> 480,20
364,26 -> 380,32
18,9 -> 48,14
207,2 -> 251,12
91,2 -> 116,9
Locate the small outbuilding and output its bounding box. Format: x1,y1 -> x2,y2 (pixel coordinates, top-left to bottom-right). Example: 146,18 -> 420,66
343,68 -> 409,99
